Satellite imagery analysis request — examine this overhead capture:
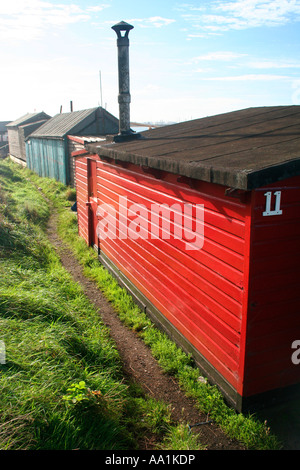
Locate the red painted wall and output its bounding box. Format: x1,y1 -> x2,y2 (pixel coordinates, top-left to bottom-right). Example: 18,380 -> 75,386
81,157 -> 250,393
75,154 -> 300,406
244,175 -> 300,397
75,154 -> 98,245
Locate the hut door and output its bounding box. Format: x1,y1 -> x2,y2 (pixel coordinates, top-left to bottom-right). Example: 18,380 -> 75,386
87,159 -> 99,250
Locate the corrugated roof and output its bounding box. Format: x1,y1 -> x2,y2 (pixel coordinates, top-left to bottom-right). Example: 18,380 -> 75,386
7,112 -> 50,128
70,135 -> 106,143
86,105 -> 300,190
29,108 -> 100,138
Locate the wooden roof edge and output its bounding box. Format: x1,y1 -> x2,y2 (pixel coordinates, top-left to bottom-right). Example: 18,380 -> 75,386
85,143 -> 300,190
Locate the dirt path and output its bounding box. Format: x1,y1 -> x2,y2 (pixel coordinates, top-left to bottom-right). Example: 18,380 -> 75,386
46,210 -> 245,450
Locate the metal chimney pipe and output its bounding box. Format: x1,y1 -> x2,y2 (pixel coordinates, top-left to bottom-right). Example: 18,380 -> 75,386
112,21 -> 140,142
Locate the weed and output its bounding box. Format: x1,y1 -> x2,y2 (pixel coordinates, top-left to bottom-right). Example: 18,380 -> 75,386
160,423 -> 206,450
63,381 -> 90,404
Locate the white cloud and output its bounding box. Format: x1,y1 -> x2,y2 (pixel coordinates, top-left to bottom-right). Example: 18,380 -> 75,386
0,0 -> 110,41
128,16 -> 176,28
216,0 -> 300,27
181,0 -> 300,33
206,73 -> 291,81
87,5 -> 110,13
193,51 -> 247,61
249,59 -> 300,69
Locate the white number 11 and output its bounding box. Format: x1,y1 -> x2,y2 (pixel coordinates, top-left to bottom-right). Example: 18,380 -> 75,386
263,191 -> 283,216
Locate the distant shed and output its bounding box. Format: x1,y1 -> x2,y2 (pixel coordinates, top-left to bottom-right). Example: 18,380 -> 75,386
0,121 -> 10,144
0,121 -> 11,158
26,107 -> 119,186
7,112 -> 51,165
74,105 -> 300,412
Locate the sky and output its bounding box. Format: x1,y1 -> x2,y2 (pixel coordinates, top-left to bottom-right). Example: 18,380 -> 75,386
1,0 -> 300,124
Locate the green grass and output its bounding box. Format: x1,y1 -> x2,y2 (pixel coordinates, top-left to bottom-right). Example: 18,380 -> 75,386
0,159 -> 205,450
1,159 -> 281,450
0,162 -> 131,449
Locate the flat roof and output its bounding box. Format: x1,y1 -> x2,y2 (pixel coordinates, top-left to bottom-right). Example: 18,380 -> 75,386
86,106 -> 300,190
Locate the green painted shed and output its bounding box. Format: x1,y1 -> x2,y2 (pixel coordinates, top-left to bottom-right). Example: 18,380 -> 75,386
25,107 -> 119,186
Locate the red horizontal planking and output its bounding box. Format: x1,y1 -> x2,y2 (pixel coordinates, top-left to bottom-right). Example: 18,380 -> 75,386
100,213 -> 243,326
251,220 -> 300,243
78,227 -> 89,244
76,172 -> 88,182
97,164 -> 246,238
249,282 -> 300,309
251,235 -> 300,259
245,341 -> 297,368
244,178 -> 300,396
76,184 -> 87,197
96,179 -> 245,272
90,158 -> 251,390
96,163 -> 246,227
97,193 -> 244,303
75,157 -> 89,244
100,240 -> 240,387
75,168 -> 88,180
254,204 -> 300,223
97,181 -> 245,287
251,266 -> 300,293
98,181 -> 245,256
244,359 -> 299,396
75,158 -> 88,170
251,249 -> 300,274
248,298 -> 300,326
97,161 -> 247,222
96,166 -> 246,239
77,210 -> 88,225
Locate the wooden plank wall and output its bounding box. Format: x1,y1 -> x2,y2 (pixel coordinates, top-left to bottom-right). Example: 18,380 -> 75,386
68,138 -> 85,188
7,128 -> 22,161
245,175 -> 300,396
26,138 -> 68,185
93,158 -> 249,393
75,156 -> 91,244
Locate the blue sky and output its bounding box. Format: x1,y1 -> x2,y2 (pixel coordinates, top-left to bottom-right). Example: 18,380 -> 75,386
1,0 -> 300,123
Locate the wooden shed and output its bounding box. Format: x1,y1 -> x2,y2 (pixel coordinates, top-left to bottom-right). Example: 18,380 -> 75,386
74,105 -> 300,412
7,112 -> 51,165
0,121 -> 10,158
25,107 -> 119,186
0,121 -> 10,144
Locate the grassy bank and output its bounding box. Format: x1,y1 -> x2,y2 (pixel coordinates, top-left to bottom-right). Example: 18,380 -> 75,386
0,159 -> 204,450
23,164 -> 281,450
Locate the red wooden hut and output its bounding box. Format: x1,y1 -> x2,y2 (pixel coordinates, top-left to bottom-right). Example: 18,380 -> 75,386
73,105 -> 300,412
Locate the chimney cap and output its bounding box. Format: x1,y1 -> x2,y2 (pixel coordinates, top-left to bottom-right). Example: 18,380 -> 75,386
112,21 -> 134,39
